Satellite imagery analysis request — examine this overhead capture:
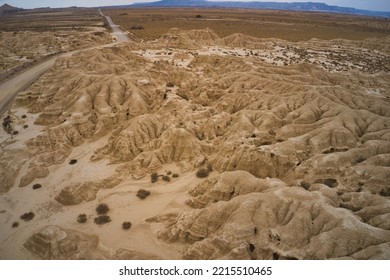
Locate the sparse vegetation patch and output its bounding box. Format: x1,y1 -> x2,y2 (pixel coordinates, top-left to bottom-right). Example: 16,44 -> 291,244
77,214 -> 87,223
137,189 -> 150,199
196,168 -> 209,178
314,178 -> 338,188
151,172 -> 158,183
130,25 -> 144,30
96,203 -> 109,215
106,8 -> 389,41
20,212 -> 35,222
94,215 -> 111,225
122,221 -> 132,230
2,116 -> 12,134
32,183 -> 42,190
300,181 -> 311,190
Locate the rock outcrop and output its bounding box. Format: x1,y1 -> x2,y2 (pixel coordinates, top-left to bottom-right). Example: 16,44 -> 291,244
24,225 -> 158,260
152,171 -> 390,260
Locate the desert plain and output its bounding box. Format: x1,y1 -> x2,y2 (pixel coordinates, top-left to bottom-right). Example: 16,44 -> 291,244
0,6 -> 389,260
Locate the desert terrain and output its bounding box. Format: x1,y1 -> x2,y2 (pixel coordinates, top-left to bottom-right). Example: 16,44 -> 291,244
0,7 -> 389,260
107,8 -> 390,41
0,7 -> 112,82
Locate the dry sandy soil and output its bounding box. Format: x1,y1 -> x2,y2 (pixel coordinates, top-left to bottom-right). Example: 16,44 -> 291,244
0,8 -> 112,81
106,8 -> 390,41
0,9 -> 389,260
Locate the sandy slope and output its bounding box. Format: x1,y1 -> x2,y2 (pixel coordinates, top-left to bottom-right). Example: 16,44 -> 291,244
0,28 -> 389,260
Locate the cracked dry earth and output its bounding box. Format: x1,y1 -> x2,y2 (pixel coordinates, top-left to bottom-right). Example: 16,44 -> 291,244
0,28 -> 389,260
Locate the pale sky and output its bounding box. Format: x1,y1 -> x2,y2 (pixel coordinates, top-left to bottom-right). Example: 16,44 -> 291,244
1,0 -> 389,12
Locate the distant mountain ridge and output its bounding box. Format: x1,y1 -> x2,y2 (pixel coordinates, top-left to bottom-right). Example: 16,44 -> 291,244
129,0 -> 390,18
0,3 -> 23,14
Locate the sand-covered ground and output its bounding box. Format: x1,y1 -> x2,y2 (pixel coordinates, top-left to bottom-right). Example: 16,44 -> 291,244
0,24 -> 389,259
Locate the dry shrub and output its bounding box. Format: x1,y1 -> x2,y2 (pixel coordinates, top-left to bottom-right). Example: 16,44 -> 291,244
32,183 -> 42,190
137,189 -> 150,199
130,25 -> 144,30
314,178 -> 338,188
379,188 -> 390,197
20,212 -> 35,222
77,214 -> 87,223
300,181 -> 311,190
151,172 -> 158,183
96,203 -> 109,215
122,221 -> 132,230
196,168 -> 209,178
94,215 -> 111,225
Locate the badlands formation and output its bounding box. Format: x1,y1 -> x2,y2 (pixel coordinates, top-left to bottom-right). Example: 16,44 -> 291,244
0,7 -> 112,82
0,30 -> 111,80
0,27 -> 389,260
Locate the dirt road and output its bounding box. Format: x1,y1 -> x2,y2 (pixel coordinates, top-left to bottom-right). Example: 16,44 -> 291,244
0,10 -> 130,117
99,9 -> 131,43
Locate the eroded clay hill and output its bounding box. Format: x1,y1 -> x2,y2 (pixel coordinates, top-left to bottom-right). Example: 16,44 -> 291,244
0,30 -> 112,79
0,28 -> 389,259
